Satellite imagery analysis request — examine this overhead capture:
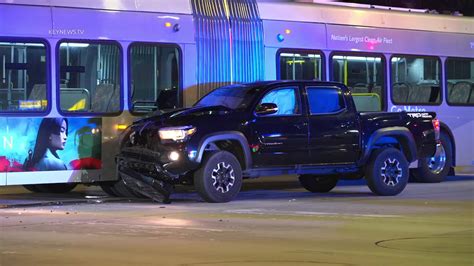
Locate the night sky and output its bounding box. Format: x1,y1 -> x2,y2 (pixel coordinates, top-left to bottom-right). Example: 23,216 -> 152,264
340,0 -> 474,16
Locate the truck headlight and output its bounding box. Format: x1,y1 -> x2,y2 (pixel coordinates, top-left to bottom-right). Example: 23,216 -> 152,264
158,126 -> 196,142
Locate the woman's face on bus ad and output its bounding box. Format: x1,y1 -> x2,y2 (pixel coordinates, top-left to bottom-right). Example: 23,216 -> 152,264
49,120 -> 68,150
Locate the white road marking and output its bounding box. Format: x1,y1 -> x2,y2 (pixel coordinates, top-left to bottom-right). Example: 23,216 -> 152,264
225,209 -> 401,218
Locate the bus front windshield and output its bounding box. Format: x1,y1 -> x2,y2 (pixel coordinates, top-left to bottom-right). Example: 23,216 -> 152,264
194,85 -> 257,110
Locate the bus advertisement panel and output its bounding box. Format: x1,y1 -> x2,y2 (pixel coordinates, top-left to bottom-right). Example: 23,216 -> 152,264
0,118 -> 102,173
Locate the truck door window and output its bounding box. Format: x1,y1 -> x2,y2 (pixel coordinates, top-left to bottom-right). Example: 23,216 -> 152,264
306,87 -> 344,115
257,87 -> 300,116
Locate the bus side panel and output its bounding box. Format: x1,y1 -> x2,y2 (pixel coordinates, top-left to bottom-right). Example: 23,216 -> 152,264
326,24 -> 474,57
438,107 -> 474,174
3,117 -> 102,185
51,7 -> 195,44
183,43 -> 198,106
262,20 -> 327,50
264,47 -> 278,81
0,5 -> 52,38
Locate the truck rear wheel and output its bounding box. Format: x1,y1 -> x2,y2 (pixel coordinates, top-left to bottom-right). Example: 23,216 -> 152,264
412,132 -> 452,183
298,175 -> 338,193
366,147 -> 409,196
194,151 -> 242,203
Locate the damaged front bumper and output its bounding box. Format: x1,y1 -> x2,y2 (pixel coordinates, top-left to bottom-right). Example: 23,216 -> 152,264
116,147 -> 197,203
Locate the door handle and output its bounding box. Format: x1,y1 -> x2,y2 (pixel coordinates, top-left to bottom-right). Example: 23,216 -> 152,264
294,122 -> 307,130
340,122 -> 352,128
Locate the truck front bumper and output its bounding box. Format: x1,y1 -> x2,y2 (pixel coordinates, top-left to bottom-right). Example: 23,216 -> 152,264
116,147 -> 198,203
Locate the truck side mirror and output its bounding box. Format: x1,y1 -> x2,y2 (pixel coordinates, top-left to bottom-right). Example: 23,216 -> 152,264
255,103 -> 278,116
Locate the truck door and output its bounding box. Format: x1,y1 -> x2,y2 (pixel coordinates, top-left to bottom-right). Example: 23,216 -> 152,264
305,86 -> 361,164
251,85 -> 310,167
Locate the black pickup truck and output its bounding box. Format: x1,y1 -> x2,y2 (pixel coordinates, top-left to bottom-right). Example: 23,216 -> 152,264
114,81 -> 440,203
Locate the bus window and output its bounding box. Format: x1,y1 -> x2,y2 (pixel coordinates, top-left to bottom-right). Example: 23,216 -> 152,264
391,55 -> 441,105
446,58 -> 474,106
331,54 -> 385,111
129,43 -> 181,113
0,41 -> 48,112
58,41 -> 121,114
278,50 -> 323,81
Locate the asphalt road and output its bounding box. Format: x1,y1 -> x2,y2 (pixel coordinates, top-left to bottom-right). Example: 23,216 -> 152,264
0,176 -> 473,266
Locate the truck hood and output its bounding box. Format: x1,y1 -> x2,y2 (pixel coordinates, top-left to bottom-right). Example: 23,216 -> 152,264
133,105 -> 233,126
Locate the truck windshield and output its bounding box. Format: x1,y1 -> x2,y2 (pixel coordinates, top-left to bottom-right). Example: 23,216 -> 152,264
194,85 -> 257,110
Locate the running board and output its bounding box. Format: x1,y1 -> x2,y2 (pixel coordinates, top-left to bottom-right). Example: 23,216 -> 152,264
243,164 -> 359,178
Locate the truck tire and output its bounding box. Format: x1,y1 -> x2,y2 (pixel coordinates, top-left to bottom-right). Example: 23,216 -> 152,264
194,151 -> 242,203
412,132 -> 452,183
298,175 -> 338,193
366,147 -> 409,196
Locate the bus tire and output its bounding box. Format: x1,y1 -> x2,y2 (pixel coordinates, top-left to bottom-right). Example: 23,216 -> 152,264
194,151 -> 242,203
298,175 -> 338,193
23,185 -> 42,193
366,147 -> 409,196
31,183 -> 77,193
99,182 -> 119,197
412,132 -> 452,183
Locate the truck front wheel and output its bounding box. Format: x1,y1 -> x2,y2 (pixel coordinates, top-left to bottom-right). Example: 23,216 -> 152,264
366,147 -> 409,196
298,175 -> 338,193
194,151 -> 242,203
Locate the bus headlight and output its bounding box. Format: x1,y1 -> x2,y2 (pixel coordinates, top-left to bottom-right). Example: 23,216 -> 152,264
159,126 -> 196,142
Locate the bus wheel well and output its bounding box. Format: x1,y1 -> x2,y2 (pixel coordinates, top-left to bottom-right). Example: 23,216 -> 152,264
439,124 -> 456,168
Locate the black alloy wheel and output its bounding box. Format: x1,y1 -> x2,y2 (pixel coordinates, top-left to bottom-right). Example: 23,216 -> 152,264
366,147 -> 409,196
194,151 -> 242,203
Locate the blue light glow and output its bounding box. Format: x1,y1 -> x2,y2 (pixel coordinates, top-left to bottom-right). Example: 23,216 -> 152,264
277,34 -> 285,42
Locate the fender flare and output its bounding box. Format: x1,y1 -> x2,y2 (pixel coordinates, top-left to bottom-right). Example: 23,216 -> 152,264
439,121 -> 456,166
361,127 -> 417,164
195,131 -> 252,169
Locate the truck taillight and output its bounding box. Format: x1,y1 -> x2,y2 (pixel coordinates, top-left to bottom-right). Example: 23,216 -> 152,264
432,119 -> 440,140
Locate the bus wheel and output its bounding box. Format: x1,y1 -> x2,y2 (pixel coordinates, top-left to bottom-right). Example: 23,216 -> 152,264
298,175 -> 338,193
99,182 -> 119,197
23,185 -> 42,193
28,184 -> 77,193
412,132 -> 452,183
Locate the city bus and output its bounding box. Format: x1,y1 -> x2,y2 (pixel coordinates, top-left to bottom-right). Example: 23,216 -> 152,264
0,0 -> 472,197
